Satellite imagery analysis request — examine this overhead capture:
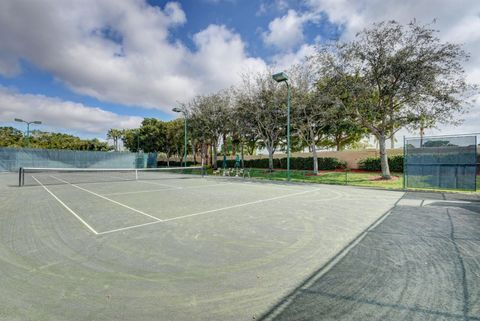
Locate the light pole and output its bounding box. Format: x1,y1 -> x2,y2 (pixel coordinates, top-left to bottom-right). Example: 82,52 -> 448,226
272,72 -> 291,181
136,129 -> 140,152
172,107 -> 187,167
14,118 -> 42,148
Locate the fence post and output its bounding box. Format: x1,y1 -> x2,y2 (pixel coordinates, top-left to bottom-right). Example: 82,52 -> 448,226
403,136 -> 406,190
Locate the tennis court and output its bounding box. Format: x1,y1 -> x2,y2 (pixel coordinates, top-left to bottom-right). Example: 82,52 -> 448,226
0,169 -> 478,320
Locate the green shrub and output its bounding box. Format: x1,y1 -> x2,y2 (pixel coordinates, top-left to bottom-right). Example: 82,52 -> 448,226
358,155 -> 404,172
157,160 -> 198,167
216,156 -> 345,170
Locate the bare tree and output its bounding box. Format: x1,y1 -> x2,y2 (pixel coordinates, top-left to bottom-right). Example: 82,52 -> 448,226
289,63 -> 329,173
189,92 -> 231,169
236,70 -> 287,170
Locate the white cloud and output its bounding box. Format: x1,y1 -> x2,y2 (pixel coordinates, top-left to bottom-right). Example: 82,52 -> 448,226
164,2 -> 187,25
190,25 -> 267,91
271,44 -> 316,71
304,0 -> 480,135
0,0 -> 266,113
0,87 -> 142,136
263,10 -> 307,50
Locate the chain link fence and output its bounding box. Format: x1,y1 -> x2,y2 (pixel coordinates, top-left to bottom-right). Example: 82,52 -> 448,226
404,134 -> 478,191
0,147 -> 157,172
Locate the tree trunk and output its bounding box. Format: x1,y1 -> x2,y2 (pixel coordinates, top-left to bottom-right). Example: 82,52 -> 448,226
241,142 -> 244,168
223,133 -> 227,156
200,143 -> 204,167
312,143 -> 318,174
267,145 -> 274,170
378,134 -> 391,179
213,140 -> 218,169
192,141 -> 196,164
207,143 -> 211,167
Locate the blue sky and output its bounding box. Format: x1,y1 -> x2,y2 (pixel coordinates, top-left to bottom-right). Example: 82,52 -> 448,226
0,0 -> 479,141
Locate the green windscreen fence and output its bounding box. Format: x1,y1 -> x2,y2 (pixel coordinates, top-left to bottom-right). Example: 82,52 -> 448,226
0,147 -> 157,172
404,135 -> 478,191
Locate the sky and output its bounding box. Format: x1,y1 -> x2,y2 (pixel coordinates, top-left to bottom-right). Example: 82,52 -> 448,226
0,0 -> 479,142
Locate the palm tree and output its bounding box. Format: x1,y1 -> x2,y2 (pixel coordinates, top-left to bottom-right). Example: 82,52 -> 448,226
107,128 -> 123,151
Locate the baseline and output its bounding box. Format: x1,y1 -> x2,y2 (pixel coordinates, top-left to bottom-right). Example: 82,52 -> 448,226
31,176 -> 99,235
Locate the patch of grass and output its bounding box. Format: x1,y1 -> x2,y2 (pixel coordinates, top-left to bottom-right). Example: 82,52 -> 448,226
212,168 -> 480,193
245,168 -> 403,190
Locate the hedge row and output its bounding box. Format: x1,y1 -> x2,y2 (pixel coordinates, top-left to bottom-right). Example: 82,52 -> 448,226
157,160 -> 198,167
216,156 -> 346,171
358,155 -> 404,172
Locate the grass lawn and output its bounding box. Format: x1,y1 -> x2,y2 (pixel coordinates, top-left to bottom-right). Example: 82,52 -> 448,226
246,168 -> 403,189
214,168 -> 480,193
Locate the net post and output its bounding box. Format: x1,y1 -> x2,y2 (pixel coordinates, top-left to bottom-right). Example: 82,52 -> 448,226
18,167 -> 23,187
475,135 -> 478,192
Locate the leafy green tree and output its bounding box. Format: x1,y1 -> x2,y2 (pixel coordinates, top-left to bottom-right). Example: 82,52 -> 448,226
317,75 -> 367,151
0,127 -> 24,147
163,118 -> 185,166
27,131 -> 109,150
121,119 -> 167,153
122,129 -> 141,152
139,118 -> 166,152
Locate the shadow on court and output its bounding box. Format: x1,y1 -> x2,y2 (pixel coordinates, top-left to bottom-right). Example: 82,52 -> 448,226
259,191 -> 480,321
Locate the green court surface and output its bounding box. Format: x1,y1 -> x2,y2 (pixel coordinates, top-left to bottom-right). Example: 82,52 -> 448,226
0,171 -> 478,320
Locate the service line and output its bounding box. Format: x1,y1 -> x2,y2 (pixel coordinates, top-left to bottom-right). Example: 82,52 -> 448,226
99,187 -> 326,235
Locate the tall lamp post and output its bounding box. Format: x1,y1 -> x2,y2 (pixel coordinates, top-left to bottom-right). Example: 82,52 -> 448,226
14,118 -> 42,148
172,107 -> 187,167
272,72 -> 291,181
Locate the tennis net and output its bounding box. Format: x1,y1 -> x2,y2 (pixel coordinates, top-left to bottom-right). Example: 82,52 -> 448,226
19,166 -> 205,187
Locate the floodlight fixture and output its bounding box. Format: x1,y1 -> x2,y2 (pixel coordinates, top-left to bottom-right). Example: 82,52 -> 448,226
272,72 -> 289,83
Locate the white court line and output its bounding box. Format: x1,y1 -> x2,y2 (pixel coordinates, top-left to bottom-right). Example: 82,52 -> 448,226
97,221 -> 163,235
238,182 -> 302,191
162,188 -> 331,222
50,175 -> 163,222
103,182 -> 233,196
98,187 -> 326,234
31,176 -> 99,235
136,180 -> 183,189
